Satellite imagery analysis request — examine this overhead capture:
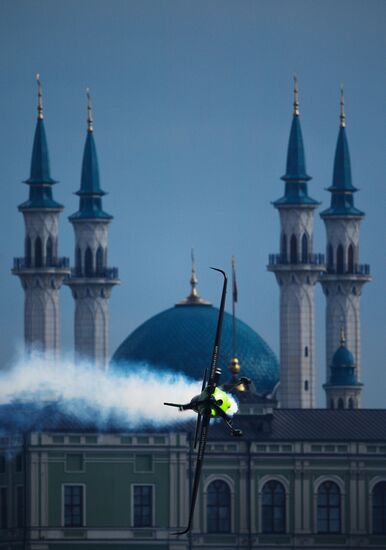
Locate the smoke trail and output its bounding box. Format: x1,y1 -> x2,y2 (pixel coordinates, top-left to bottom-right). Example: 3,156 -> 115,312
0,353 -> 202,432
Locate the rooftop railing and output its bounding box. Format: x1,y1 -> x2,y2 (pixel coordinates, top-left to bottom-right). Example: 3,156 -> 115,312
268,253 -> 325,266
70,267 -> 119,280
326,264 -> 371,276
13,257 -> 70,269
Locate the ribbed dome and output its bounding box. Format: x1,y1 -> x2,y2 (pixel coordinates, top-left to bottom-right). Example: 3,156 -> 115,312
111,304 -> 279,394
332,346 -> 354,368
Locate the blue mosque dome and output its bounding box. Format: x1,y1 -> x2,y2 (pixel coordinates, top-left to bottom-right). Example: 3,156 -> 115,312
328,327 -> 359,386
111,267 -> 279,394
332,346 -> 355,369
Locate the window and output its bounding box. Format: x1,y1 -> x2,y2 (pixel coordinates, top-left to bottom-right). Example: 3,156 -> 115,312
16,486 -> 24,528
338,398 -> 344,410
301,234 -> 308,263
64,485 -> 83,527
372,481 -> 386,534
207,480 -> 231,533
85,247 -> 93,277
336,245 -> 344,274
0,456 -> 5,474
304,346 -> 308,357
133,485 -> 153,527
262,480 -> 286,533
290,235 -> 297,264
327,244 -> 334,271
317,481 -> 341,533
348,398 -> 354,409
304,380 -> 309,391
25,237 -> 32,267
281,234 -> 287,262
46,236 -> 53,265
0,488 -> 7,529
35,237 -> 43,268
96,246 -> 104,275
348,244 -> 354,273
76,247 -> 82,276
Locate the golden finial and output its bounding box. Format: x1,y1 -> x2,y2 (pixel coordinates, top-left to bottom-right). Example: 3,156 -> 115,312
190,248 -> 198,299
36,73 -> 43,120
86,88 -> 93,132
340,85 -> 346,128
293,74 -> 299,116
177,250 -> 211,306
340,322 -> 346,346
229,356 -> 240,375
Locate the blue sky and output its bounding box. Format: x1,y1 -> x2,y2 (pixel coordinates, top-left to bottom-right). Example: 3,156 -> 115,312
0,0 -> 385,406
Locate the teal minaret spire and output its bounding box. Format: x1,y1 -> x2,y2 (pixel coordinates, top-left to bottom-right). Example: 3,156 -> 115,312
19,75 -> 62,210
274,76 -> 319,208
319,88 -> 371,408
268,77 -> 325,408
12,75 -> 70,359
69,89 -> 112,221
65,90 -> 119,369
321,88 -> 364,217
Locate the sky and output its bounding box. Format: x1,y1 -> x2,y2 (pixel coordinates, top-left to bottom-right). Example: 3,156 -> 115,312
0,0 -> 385,407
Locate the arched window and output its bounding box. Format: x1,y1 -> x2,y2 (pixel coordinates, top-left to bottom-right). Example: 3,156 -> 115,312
35,237 -> 43,268
85,247 -> 93,277
301,234 -> 308,263
348,244 -> 354,273
348,398 -> 354,409
25,237 -> 32,267
281,234 -> 287,262
46,237 -> 53,266
96,246 -> 104,275
330,399 -> 334,410
336,245 -> 344,274
327,244 -> 334,271
317,481 -> 341,533
262,480 -> 286,533
290,235 -> 298,264
207,480 -> 231,533
372,481 -> 386,534
76,247 -> 82,276
338,398 -> 344,410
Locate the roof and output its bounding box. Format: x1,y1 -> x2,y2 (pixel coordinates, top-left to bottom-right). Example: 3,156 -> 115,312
320,125 -> 364,218
111,304 -> 279,394
210,409 -> 386,442
273,115 -> 319,208
1,403 -> 385,442
69,130 -> 112,221
19,118 -> 63,211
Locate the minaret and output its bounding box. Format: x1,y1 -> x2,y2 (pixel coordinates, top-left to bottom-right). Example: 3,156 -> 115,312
267,77 -> 325,408
323,324 -> 362,409
320,88 -> 371,407
65,90 -> 119,368
12,75 -> 70,360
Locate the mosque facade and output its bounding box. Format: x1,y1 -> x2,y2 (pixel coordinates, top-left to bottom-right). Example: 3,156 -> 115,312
2,78 -> 385,549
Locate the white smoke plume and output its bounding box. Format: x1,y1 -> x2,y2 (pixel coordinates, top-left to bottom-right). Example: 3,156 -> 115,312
0,353 -> 202,431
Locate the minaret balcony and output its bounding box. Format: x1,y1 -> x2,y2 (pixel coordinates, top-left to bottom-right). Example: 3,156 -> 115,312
13,256 -> 70,270
268,253 -> 325,267
325,263 -> 370,276
69,267 -> 119,280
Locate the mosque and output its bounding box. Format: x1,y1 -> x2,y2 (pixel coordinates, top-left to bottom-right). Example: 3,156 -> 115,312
1,77 -> 386,549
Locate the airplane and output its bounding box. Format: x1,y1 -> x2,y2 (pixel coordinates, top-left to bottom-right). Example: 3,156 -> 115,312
164,267 -> 243,535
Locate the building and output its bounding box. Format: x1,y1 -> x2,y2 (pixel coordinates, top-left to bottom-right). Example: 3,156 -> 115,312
1,78 -> 384,550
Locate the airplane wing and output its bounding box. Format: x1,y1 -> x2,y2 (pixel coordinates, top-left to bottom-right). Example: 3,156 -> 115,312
173,408 -> 211,536
206,268 -> 227,393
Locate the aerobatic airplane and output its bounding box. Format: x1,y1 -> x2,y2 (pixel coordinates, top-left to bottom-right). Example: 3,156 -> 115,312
164,267 -> 242,535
